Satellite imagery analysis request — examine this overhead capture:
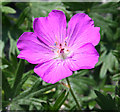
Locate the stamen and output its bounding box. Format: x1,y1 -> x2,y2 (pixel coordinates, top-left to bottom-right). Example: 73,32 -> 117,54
49,45 -> 56,48
60,48 -> 64,53
60,43 -> 62,48
54,43 -> 56,46
55,35 -> 59,44
52,37 -> 71,60
50,42 -> 58,48
57,50 -> 59,53
62,37 -> 68,46
65,41 -> 67,46
64,37 -> 68,41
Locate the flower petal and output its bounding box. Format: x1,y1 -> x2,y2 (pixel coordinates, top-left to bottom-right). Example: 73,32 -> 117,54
66,43 -> 99,71
67,13 -> 100,49
17,32 -> 54,64
34,60 -> 72,84
33,10 -> 67,46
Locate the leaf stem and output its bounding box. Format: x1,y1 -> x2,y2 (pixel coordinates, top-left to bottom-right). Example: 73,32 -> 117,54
66,77 -> 82,111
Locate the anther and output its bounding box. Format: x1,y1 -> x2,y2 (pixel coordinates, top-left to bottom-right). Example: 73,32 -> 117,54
54,43 -> 56,46
60,48 -> 64,53
60,43 -> 62,47
57,50 -> 59,53
65,41 -> 67,46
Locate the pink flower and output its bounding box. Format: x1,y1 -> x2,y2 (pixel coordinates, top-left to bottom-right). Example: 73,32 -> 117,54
17,10 -> 100,84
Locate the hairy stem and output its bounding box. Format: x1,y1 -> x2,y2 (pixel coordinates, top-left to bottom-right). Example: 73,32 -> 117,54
66,77 -> 82,111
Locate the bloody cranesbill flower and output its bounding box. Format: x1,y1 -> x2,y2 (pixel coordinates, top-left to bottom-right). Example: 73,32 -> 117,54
17,10 -> 100,84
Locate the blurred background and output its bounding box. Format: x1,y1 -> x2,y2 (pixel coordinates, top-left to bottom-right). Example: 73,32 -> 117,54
1,1 -> 120,111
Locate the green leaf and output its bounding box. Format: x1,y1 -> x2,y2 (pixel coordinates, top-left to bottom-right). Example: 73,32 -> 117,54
2,58 -> 15,74
78,77 -> 96,86
69,105 -> 76,111
72,70 -> 89,77
10,102 -> 24,110
102,85 -> 115,93
28,78 -> 42,93
63,2 -> 93,11
30,2 -> 65,18
100,52 -> 119,79
112,73 -> 120,81
95,51 -> 107,66
16,2 -> 30,10
89,13 -> 117,41
29,104 -> 34,111
88,101 -> 96,110
2,72 -> 12,100
115,95 -> 120,110
2,6 -> 16,14
22,75 -> 38,90
14,70 -> 34,97
8,32 -> 18,60
112,50 -> 120,62
107,52 -> 119,72
52,90 -> 69,110
41,102 -> 52,110
90,2 -> 119,14
70,75 -> 96,95
30,98 -> 46,103
16,97 -> 46,108
114,28 -> 120,41
10,53 -> 18,68
12,59 -> 25,98
13,83 -> 57,101
115,84 -> 120,97
15,7 -> 30,27
0,40 -> 4,58
94,90 -> 117,110
26,84 -> 57,98
2,2 -> 10,6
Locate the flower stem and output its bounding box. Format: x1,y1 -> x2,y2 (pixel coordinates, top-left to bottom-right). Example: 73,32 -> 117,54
66,77 -> 82,111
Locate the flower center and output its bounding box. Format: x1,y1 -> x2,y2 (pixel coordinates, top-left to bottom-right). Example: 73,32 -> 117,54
52,41 -> 72,60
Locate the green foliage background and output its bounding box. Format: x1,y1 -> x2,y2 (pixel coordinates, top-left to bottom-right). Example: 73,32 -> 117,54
1,1 -> 120,111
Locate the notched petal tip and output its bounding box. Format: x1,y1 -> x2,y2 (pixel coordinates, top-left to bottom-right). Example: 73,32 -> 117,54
51,9 -> 64,13
93,26 -> 101,46
33,18 -> 39,32
17,32 -> 37,48
33,9 -> 67,46
68,43 -> 99,71
67,12 -> 100,47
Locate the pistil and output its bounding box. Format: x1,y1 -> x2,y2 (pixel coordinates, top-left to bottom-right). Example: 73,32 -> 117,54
52,40 -> 71,60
